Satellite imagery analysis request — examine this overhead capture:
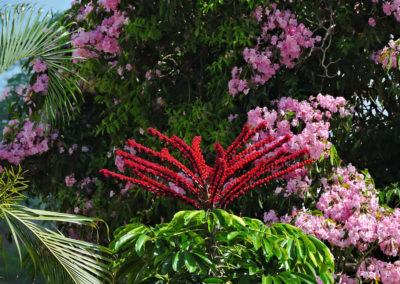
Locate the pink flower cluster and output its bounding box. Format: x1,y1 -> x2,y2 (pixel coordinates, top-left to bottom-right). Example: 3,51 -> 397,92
248,94 -> 351,196
377,208 -> 400,256
265,159 -> 400,282
0,87 -> 11,102
32,74 -> 49,93
75,1 -> 94,21
65,173 -> 77,187
250,96 -> 400,281
29,59 -> 50,94
99,0 -> 120,12
1,59 -> 48,103
358,258 -> 400,283
372,39 -> 400,69
294,165 -> 381,249
381,0 -> 400,22
30,60 -> 47,73
0,118 -> 57,165
72,6 -> 128,60
368,17 -> 376,27
229,5 -> 321,96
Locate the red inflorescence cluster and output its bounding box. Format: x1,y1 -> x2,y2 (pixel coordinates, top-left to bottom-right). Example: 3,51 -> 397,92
100,123 -> 313,209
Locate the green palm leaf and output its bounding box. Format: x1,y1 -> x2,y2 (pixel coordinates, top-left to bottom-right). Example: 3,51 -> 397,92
0,167 -> 112,283
1,205 -> 112,284
0,3 -> 84,126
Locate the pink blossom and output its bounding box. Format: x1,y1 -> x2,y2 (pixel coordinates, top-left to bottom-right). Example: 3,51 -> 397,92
115,155 -> 125,173
337,274 -> 357,284
373,39 -> 400,69
263,210 -> 279,225
383,2 -> 393,15
99,0 -> 120,11
99,36 -> 120,53
368,17 -> 376,27
0,119 -> 56,165
83,200 -> 93,215
15,84 -> 25,96
32,74 -> 49,93
229,6 -> 319,96
168,172 -> 192,195
358,258 -> 400,283
145,70 -> 152,80
121,182 -> 133,195
31,60 -> 47,73
72,10 -> 128,58
65,174 -> 76,187
80,177 -> 91,189
248,95 -> 351,196
228,114 -> 238,122
0,87 -> 11,102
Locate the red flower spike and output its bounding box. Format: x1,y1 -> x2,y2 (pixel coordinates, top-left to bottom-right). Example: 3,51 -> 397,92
100,123 -> 314,210
228,135 -> 275,165
218,148 -> 289,204
220,150 -> 310,206
191,136 -> 207,180
225,124 -> 250,158
170,135 -> 205,187
115,150 -> 199,193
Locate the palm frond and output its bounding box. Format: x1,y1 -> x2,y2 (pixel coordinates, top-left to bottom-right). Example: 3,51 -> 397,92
1,205 -> 112,284
0,166 -> 28,216
0,3 -> 85,126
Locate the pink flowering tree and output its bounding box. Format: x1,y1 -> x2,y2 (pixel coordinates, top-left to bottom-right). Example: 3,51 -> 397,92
244,94 -> 400,283
229,5 -> 321,96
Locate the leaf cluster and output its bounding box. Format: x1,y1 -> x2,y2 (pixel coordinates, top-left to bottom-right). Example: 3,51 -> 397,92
111,209 -> 334,283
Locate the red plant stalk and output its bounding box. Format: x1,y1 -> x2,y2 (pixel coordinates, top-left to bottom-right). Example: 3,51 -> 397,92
100,123 -> 314,210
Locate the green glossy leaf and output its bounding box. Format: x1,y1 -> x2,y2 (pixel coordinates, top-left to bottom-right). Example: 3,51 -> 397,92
184,210 -> 203,225
135,234 -> 150,256
160,255 -> 173,275
183,252 -> 197,273
227,231 -> 241,241
193,252 -> 213,266
262,275 -> 272,284
249,265 -> 259,275
172,252 -> 181,271
252,233 -> 262,250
